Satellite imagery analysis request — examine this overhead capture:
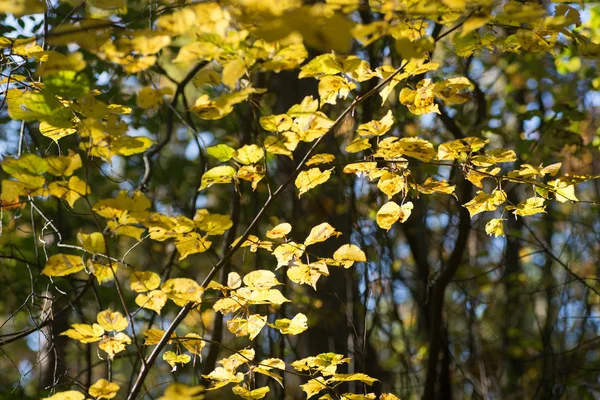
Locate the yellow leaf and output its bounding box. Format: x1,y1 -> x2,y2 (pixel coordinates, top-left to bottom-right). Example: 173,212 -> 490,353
300,377 -> 328,399
0,0 -> 45,17
357,110 -> 394,137
461,12 -> 490,36
232,385 -> 270,400
42,254 -> 84,277
306,153 -> 335,166
98,332 -> 131,359
136,86 -> 173,110
287,260 -> 328,290
174,233 -> 212,261
77,232 -> 106,254
158,383 -> 205,400
260,114 -> 293,132
87,261 -> 115,285
163,351 -> 191,368
341,394 -> 377,399
130,271 -> 161,292
143,329 -> 174,345
237,165 -> 265,190
295,168 -> 332,196
222,58 -> 247,88
332,373 -> 378,385
345,137 -> 372,153
395,137 -> 435,162
416,177 -> 456,196
193,69 -> 222,87
60,323 -> 105,343
97,309 -> 128,332
485,218 -> 505,237
548,179 -> 578,203
333,244 -> 366,268
88,379 -> 120,400
199,166 -> 236,190
135,290 -> 167,314
227,314 -> 267,340
236,288 -> 290,305
463,190 -> 506,218
37,51 -> 86,77
272,313 -> 308,335
243,270 -> 281,289
161,278 -> 204,306
400,79 -> 438,115
342,162 -> 378,175
304,222 -> 341,246
272,242 -> 305,269
381,395 -> 401,400
202,367 -> 244,390
377,172 -> 404,199
438,137 -> 489,161
194,210 -> 233,235
485,148 -> 517,164
376,201 -> 413,230
318,76 -> 355,105
48,176 -> 90,207
42,391 -> 85,400
236,235 -> 273,252
207,144 -> 235,162
46,150 -> 82,176
251,358 -> 285,386
234,144 -> 265,165
266,222 -> 292,239
93,190 -> 151,218
511,197 -> 546,217
180,333 -> 205,355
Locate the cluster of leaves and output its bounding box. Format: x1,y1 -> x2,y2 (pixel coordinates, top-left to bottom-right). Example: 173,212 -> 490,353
1,0 -> 599,399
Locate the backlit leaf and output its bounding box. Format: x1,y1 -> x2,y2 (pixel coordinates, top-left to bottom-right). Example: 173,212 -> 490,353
376,201 -> 413,230
88,379 -> 120,400
42,254 -> 84,277
272,313 -> 308,335
304,222 -> 341,246
295,168 -> 332,196
333,244 -> 366,268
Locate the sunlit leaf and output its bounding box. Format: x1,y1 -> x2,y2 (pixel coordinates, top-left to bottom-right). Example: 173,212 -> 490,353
88,379 -> 120,400
42,254 -> 85,277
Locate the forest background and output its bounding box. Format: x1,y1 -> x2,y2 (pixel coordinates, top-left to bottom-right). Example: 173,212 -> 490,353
0,0 -> 600,399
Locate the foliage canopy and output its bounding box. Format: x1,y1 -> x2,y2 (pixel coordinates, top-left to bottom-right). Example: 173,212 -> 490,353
0,0 -> 599,399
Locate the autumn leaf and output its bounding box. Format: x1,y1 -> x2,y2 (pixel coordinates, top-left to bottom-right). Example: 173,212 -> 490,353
42,254 -> 85,277
96,309 -> 128,332
266,222 -> 292,239
42,391 -> 85,400
463,190 -> 506,218
60,323 -> 105,343
157,383 -> 205,400
304,222 -> 341,246
163,351 -> 191,369
77,232 -> 106,254
232,385 -> 270,400
243,270 -> 281,289
89,379 -> 120,400
130,271 -> 161,292
485,218 -> 505,237
295,168 -> 332,196
333,244 -> 366,268
161,278 -> 204,306
135,290 -> 167,314
227,314 -> 268,340
376,201 -> 413,230
271,313 -> 308,335
199,166 -> 236,191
